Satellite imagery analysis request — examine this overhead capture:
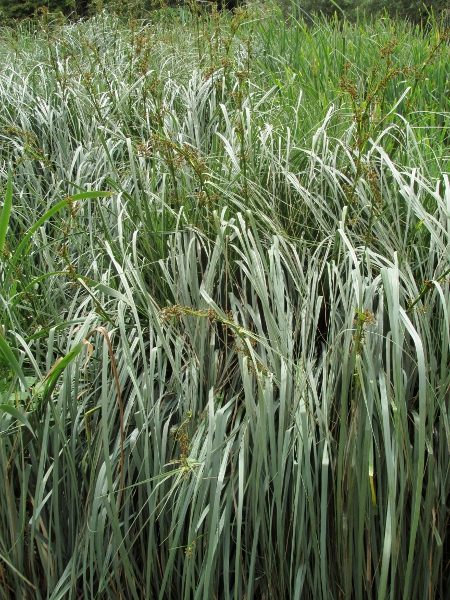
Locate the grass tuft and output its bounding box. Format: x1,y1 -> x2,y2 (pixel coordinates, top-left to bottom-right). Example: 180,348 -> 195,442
0,6 -> 448,599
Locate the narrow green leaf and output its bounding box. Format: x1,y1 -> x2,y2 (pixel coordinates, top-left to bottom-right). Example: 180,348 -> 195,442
0,172 -> 13,254
0,549 -> 37,590
7,192 -> 112,276
40,342 -> 85,401
0,403 -> 35,436
0,334 -> 31,399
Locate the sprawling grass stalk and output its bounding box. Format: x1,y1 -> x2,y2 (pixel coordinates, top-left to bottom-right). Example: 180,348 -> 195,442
0,7 -> 448,599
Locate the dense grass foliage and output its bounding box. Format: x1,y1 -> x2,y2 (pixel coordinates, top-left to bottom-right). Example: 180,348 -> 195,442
0,0 -> 77,22
0,6 -> 449,598
0,0 -> 449,24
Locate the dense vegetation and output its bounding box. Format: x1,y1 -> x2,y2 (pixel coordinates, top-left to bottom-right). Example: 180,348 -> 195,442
0,0 -> 78,21
0,5 -> 449,599
0,0 -> 449,23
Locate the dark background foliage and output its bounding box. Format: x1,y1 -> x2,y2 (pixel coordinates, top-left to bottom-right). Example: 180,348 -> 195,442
0,0 -> 449,23
298,0 -> 449,23
0,0 -> 85,20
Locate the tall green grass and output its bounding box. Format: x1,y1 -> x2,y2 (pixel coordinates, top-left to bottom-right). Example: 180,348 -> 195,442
0,6 -> 449,598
